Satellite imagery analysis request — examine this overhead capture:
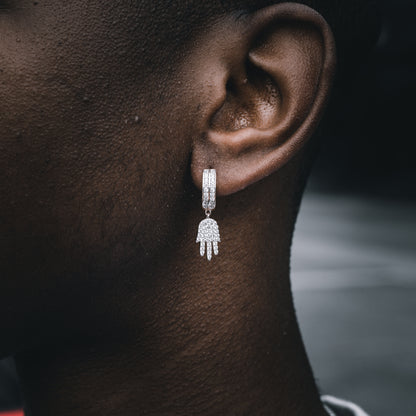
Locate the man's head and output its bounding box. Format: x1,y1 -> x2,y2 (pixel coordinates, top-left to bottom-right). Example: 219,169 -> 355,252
0,0 -> 379,356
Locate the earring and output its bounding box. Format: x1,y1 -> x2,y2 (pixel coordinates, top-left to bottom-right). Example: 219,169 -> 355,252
196,169 -> 220,261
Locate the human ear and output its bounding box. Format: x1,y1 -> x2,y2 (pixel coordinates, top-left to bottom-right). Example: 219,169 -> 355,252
191,3 -> 336,195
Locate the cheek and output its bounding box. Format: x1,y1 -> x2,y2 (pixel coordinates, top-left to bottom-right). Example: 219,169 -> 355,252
0,93 -> 191,355
0,2 -> 197,352
0,18 -> 191,304
0,84 -> 188,268
0,83 -> 192,353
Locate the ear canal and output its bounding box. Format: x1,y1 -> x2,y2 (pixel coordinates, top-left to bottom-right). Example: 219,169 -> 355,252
210,62 -> 281,132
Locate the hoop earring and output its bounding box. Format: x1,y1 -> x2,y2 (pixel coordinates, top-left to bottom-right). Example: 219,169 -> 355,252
196,169 -> 220,261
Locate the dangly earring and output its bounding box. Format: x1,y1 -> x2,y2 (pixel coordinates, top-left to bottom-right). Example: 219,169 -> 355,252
196,169 -> 220,261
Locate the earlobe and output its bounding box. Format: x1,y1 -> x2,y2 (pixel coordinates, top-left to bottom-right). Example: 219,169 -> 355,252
191,3 -> 336,195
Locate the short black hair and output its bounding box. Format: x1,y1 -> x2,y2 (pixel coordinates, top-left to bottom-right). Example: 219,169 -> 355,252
150,0 -> 381,81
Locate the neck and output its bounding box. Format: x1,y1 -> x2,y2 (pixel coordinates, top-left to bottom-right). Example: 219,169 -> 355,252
15,178 -> 326,416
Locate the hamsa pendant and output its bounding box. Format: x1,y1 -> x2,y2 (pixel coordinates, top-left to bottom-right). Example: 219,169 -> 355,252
196,217 -> 220,261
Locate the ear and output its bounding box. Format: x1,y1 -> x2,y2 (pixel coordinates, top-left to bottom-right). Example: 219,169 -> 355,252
190,3 -> 336,195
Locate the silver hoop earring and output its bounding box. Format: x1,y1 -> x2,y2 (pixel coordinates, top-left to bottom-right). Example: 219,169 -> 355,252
196,169 -> 220,261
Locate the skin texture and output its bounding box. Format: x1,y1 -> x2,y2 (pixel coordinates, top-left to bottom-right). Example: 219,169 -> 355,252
0,2 -> 336,415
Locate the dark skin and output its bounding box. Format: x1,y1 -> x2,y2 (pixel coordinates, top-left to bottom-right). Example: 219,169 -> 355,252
0,2 -> 336,415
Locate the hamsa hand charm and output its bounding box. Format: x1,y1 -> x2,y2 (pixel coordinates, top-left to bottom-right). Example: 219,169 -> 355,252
197,169 -> 220,261
196,217 -> 220,261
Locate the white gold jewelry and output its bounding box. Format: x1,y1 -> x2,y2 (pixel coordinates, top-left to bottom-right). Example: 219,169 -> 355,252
196,169 -> 220,261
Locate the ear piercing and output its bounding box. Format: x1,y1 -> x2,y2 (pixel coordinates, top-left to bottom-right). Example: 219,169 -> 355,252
196,169 -> 220,261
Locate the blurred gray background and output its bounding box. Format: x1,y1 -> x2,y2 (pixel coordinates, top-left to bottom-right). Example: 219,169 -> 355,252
291,1 -> 416,413
292,192 -> 415,416
1,0 -> 415,414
